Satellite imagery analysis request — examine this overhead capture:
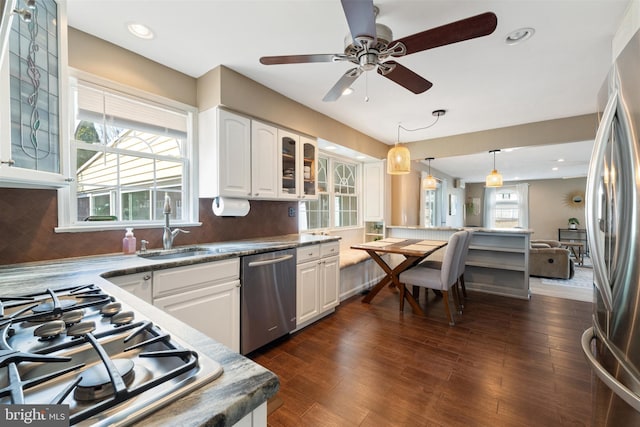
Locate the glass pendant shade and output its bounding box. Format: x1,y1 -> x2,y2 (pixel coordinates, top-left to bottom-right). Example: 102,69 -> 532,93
486,169 -> 503,187
387,145 -> 411,175
486,149 -> 503,187
422,175 -> 437,190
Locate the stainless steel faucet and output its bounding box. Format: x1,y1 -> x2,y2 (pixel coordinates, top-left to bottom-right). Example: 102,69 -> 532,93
162,194 -> 189,250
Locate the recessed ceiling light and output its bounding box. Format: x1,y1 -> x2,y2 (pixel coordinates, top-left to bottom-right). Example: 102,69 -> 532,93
552,167 -> 559,171
505,27 -> 534,45
127,22 -> 154,40
557,158 -> 565,162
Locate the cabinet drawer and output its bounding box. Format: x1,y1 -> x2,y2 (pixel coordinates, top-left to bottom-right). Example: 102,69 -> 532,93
320,242 -> 340,258
154,258 -> 240,298
297,245 -> 320,264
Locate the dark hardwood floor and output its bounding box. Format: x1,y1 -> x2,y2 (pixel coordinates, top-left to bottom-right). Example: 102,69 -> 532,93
251,288 -> 594,427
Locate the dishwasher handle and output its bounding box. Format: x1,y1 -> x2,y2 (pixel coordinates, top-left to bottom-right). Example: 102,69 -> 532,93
247,254 -> 294,268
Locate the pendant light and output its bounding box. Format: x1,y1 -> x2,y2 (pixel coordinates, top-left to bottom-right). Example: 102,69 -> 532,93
486,149 -> 503,187
386,110 -> 446,175
387,124 -> 411,175
422,157 -> 437,190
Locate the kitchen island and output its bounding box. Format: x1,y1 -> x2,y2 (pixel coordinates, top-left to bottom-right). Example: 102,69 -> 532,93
387,226 -> 533,299
0,233 -> 338,426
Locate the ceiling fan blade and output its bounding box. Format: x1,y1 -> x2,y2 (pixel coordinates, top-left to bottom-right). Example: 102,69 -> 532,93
260,54 -> 346,65
392,12 -> 497,56
323,67 -> 363,102
341,0 -> 377,45
378,61 -> 432,94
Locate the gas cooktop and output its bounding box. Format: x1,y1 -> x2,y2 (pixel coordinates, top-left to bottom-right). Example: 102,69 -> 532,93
0,284 -> 223,426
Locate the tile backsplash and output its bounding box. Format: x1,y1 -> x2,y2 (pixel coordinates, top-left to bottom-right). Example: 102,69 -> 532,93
0,188 -> 298,264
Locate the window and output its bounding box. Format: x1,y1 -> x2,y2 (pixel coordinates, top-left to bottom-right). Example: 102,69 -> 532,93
57,74 -> 197,231
483,184 -> 529,229
299,155 -> 359,231
420,173 -> 447,227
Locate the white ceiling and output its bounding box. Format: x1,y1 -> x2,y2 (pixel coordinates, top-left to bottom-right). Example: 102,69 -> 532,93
65,0 -> 628,181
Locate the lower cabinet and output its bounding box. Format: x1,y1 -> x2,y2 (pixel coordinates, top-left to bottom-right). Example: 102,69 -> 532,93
153,258 -> 241,352
295,242 -> 340,329
107,272 -> 153,304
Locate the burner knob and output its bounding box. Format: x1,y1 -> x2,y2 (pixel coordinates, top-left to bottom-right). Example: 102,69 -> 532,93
111,311 -> 135,326
66,321 -> 96,337
100,302 -> 121,317
61,310 -> 84,326
34,320 -> 65,339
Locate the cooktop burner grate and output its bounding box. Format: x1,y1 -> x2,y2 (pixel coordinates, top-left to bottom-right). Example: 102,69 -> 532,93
0,284 -> 222,426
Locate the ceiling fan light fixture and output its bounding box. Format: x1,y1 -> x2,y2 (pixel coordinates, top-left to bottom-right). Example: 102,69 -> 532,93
485,149 -> 503,187
342,87 -> 354,96
505,27 -> 534,45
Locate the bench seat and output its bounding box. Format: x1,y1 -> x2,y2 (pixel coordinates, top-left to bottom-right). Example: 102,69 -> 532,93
339,249 -> 371,269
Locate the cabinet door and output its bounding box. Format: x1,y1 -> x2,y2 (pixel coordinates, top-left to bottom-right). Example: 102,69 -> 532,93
363,161 -> 385,221
320,255 -> 340,312
108,272 -> 153,304
300,136 -> 318,200
218,109 -> 251,198
154,280 -> 240,352
0,0 -> 67,188
296,261 -> 320,325
251,120 -> 278,199
278,129 -> 299,199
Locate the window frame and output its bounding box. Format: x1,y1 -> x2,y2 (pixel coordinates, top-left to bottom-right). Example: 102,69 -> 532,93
299,152 -> 361,232
55,69 -> 200,232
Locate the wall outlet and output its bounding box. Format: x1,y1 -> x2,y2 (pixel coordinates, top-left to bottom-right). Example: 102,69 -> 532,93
288,207 -> 296,217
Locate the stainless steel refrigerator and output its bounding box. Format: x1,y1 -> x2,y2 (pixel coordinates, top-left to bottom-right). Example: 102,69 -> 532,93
581,28 -> 640,425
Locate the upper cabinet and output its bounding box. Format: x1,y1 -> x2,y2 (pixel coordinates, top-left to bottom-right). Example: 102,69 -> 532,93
363,160 -> 388,222
199,108 -> 251,198
278,130 -> 317,200
199,107 -> 316,201
0,0 -> 69,188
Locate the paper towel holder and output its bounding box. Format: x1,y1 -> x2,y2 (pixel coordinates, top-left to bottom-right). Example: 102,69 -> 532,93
212,196 -> 251,217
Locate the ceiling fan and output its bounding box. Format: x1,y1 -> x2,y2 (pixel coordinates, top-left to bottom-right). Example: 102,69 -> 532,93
259,0 -> 497,102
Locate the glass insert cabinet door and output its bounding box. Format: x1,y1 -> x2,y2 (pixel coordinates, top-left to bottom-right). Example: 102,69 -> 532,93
278,129 -> 318,200
0,0 -> 67,187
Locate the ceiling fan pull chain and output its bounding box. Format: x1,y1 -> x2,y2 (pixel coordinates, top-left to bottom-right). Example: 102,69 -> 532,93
365,72 -> 369,103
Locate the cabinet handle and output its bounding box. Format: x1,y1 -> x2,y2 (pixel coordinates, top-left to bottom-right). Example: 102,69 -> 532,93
0,159 -> 15,166
64,177 -> 75,182
143,274 -> 151,281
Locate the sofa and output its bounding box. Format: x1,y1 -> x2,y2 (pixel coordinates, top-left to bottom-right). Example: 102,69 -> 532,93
529,240 -> 575,279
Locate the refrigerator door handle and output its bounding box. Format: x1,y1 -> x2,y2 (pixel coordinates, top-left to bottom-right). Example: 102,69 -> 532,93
586,90 -> 618,312
582,326 -> 640,412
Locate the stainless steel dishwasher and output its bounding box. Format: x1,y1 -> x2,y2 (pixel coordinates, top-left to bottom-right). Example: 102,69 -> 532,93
240,248 -> 296,355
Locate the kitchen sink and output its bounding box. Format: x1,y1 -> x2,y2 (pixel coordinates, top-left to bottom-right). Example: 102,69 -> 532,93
138,247 -> 226,260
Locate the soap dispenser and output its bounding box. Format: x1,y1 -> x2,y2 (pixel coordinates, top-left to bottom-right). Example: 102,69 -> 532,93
122,228 -> 137,254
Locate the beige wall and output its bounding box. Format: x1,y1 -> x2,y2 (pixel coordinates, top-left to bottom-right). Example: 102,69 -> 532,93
68,28 -> 197,106
464,177 -> 586,239
406,114 -> 598,159
197,66 -> 389,159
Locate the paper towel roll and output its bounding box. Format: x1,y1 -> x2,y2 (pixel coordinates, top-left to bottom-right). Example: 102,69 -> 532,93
212,197 -> 250,217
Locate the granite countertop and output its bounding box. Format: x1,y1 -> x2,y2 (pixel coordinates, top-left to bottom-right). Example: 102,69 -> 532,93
0,233 -> 340,426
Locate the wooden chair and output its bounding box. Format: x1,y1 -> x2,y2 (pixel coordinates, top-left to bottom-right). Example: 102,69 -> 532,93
398,230 -> 467,325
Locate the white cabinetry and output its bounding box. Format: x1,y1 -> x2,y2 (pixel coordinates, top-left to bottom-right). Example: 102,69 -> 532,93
278,130 -> 317,200
363,161 -> 385,221
153,258 -> 241,352
0,0 -> 69,188
250,120 -> 279,199
295,242 -> 339,329
199,108 -> 251,198
107,272 -> 153,304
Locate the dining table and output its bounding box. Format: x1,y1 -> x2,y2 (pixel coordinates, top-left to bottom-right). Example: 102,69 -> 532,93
351,238 -> 448,314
